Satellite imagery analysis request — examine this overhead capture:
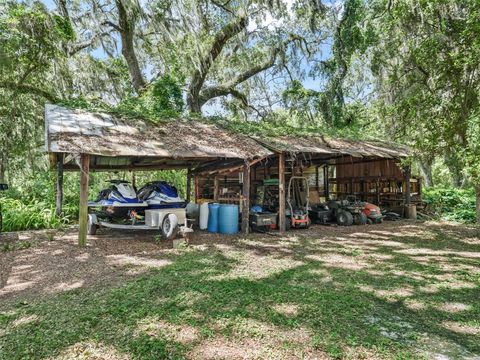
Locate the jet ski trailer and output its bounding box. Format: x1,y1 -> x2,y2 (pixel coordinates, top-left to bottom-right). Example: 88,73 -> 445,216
87,180 -> 191,240
87,208 -> 191,240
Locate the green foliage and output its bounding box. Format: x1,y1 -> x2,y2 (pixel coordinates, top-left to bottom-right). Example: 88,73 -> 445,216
423,187 -> 476,223
150,74 -> 185,116
61,75 -> 184,123
0,197 -> 69,232
52,15 -> 75,41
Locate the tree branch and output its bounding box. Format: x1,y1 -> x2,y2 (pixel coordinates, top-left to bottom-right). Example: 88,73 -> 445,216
68,30 -> 114,55
187,14 -> 247,112
197,36 -> 298,108
0,81 -> 59,103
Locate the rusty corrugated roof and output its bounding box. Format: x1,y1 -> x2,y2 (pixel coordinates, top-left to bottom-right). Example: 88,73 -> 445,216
256,135 -> 411,158
45,105 -> 272,159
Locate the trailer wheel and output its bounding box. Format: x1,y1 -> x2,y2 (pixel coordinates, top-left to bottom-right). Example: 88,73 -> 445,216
161,213 -> 179,240
354,213 -> 368,225
87,215 -> 97,235
337,210 -> 354,226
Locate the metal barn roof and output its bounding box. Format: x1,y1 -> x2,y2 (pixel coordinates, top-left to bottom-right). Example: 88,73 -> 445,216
45,104 -> 272,160
256,135 -> 411,158
44,105 -> 410,172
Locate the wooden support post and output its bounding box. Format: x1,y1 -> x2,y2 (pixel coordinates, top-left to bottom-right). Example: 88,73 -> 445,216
195,176 -> 199,203
213,176 -> 219,202
241,163 -> 250,234
315,165 -> 319,192
278,152 -> 286,232
78,154 -> 90,247
186,169 -> 192,203
55,153 -> 64,217
405,166 -> 411,206
324,165 -> 330,200
376,179 -> 380,205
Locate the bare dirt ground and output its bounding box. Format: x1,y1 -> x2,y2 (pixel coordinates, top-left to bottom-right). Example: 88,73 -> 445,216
0,220 -> 479,359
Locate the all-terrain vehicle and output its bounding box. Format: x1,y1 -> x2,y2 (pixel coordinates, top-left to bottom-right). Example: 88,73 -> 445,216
346,196 -> 383,224
309,199 -> 367,226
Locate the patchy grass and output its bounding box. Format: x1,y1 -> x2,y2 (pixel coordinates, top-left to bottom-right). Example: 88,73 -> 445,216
0,221 -> 479,359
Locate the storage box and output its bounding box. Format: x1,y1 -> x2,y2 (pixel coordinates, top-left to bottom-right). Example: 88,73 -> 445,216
249,212 -> 277,229
145,208 -> 187,227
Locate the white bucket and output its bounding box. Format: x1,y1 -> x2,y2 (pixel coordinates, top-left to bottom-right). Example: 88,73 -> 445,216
199,202 -> 209,230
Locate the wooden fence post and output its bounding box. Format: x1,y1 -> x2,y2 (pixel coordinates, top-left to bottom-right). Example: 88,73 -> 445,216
78,154 -> 90,247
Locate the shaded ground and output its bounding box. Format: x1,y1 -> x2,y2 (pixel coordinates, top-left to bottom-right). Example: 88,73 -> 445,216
0,221 -> 479,359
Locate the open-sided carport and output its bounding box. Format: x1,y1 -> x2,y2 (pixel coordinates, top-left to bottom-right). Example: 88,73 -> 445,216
44,104 -> 272,246
191,135 -> 416,232
45,105 -> 417,247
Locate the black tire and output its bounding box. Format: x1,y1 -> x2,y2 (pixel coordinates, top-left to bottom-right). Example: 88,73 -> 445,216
336,210 -> 354,226
354,212 -> 368,225
87,216 -> 97,235
161,214 -> 179,240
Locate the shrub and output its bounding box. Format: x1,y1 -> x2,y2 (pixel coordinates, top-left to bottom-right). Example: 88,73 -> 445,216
0,197 -> 70,232
423,187 -> 476,223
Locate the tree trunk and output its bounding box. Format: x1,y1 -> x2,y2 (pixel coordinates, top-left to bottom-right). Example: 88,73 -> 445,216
445,153 -> 465,188
187,15 -> 247,113
0,159 -> 5,184
417,159 -> 433,187
476,186 -> 480,224
116,0 -> 145,92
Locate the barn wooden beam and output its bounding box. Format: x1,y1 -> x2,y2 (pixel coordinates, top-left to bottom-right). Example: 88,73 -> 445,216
278,152 -> 286,232
55,153 -> 64,217
63,163 -> 200,172
213,176 -> 219,202
241,163 -> 250,234
78,153 -> 90,247
191,159 -> 241,175
404,165 -> 411,206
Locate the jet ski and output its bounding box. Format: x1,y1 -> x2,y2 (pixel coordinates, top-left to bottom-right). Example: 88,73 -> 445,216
137,181 -> 187,209
88,180 -> 147,219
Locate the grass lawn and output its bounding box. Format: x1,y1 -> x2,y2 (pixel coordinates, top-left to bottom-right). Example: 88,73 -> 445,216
0,221 -> 479,359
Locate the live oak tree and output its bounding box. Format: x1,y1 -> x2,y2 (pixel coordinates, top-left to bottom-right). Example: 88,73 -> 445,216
363,0 -> 480,221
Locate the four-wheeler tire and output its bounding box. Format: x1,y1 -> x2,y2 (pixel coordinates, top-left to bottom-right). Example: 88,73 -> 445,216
87,216 -> 97,235
336,210 -> 354,226
161,213 -> 179,240
354,212 -> 368,225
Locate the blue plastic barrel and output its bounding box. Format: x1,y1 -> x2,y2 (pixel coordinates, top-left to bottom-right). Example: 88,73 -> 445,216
207,203 -> 220,233
218,204 -> 239,234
